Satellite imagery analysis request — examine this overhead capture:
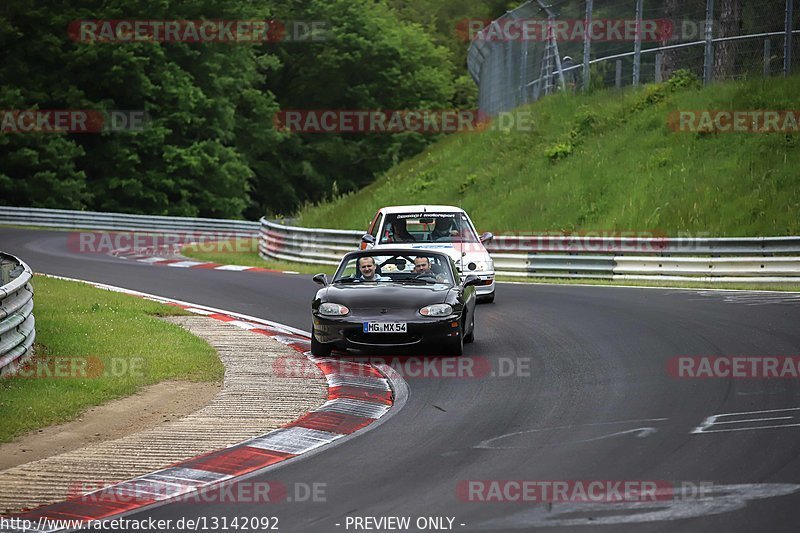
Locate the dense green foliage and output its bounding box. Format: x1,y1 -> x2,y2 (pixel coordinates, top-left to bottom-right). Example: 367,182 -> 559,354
299,73 -> 800,236
1,0 -> 276,217
0,0 -> 507,218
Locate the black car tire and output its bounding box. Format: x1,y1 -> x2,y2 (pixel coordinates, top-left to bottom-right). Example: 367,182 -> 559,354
464,314 -> 475,344
311,326 -> 333,357
478,290 -> 495,304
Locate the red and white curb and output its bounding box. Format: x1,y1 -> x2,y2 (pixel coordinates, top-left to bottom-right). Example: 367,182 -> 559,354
110,246 -> 300,275
5,275 -> 405,532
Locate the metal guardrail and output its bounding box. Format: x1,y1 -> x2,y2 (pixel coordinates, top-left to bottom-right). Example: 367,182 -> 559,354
259,218 -> 800,282
486,235 -> 800,255
0,206 -> 259,236
259,218 -> 362,266
0,253 -> 35,376
2,209 -> 796,282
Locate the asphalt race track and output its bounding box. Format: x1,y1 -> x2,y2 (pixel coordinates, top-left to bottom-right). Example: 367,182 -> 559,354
3,227 -> 800,532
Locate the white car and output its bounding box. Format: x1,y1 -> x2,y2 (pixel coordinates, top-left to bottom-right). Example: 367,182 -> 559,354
361,205 -> 496,303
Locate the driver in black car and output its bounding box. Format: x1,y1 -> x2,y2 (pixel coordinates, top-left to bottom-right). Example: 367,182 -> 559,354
413,256 -> 446,283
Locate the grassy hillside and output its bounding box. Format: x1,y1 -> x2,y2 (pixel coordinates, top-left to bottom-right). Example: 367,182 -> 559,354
298,73 -> 800,236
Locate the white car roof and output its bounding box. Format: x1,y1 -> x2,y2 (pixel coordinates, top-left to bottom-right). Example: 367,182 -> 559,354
379,205 -> 466,215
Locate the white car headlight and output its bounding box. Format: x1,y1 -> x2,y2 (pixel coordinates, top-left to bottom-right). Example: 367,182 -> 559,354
419,304 -> 453,317
319,303 -> 350,316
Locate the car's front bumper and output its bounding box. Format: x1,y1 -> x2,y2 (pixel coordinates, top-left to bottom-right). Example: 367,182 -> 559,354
313,312 -> 462,352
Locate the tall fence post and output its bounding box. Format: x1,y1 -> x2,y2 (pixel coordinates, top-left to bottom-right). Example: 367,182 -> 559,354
505,37 -> 514,110
633,0 -> 643,85
786,0 -> 794,76
703,0 -> 715,85
764,38 -> 772,77
553,33 -> 566,91
583,0 -> 593,92
616,59 -> 623,88
541,17 -> 555,96
521,34 -> 529,104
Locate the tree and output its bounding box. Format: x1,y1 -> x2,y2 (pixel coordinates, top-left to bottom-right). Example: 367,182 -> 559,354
0,5 -> 89,209
661,0 -> 684,80
1,0 -> 473,218
714,0 -> 742,80
0,0 -> 282,218
261,0 -> 456,207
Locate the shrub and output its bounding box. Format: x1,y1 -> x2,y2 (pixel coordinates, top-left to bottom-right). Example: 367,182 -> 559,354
545,142 -> 574,161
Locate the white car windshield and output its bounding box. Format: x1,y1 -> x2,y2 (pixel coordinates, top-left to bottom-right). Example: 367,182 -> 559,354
333,253 -> 454,285
378,212 -> 480,244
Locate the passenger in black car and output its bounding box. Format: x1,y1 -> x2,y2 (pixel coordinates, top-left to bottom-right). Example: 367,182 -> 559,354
357,256 -> 385,281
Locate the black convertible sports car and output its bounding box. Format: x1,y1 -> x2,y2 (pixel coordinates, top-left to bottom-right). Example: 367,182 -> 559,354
310,249 -> 480,356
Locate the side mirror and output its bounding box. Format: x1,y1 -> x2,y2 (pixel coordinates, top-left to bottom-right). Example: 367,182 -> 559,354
313,273 -> 328,286
462,274 -> 481,288
480,232 -> 494,244
360,233 -> 375,250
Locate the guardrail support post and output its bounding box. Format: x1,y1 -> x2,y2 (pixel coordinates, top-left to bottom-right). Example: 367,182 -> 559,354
616,59 -> 623,88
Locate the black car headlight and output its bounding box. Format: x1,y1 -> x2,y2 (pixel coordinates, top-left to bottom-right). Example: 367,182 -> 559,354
419,304 -> 453,317
318,303 -> 350,316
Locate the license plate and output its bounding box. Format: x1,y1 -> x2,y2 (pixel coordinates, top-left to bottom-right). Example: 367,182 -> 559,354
363,322 -> 407,333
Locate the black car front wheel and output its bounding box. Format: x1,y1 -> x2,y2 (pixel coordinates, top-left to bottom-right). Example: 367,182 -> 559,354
478,290 -> 495,304
311,325 -> 333,357
464,314 -> 475,344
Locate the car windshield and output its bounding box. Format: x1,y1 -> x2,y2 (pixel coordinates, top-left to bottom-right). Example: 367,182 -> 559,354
378,212 -> 480,244
333,253 -> 454,286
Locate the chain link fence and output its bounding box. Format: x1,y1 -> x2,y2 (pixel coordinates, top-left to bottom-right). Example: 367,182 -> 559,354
468,0 -> 799,115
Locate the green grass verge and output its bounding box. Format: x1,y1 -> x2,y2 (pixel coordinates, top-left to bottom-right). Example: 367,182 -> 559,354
181,238 -> 332,275
297,73 -> 800,236
0,276 -> 224,443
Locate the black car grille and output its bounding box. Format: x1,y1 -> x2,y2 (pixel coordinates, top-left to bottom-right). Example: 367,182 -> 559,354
346,332 -> 423,345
